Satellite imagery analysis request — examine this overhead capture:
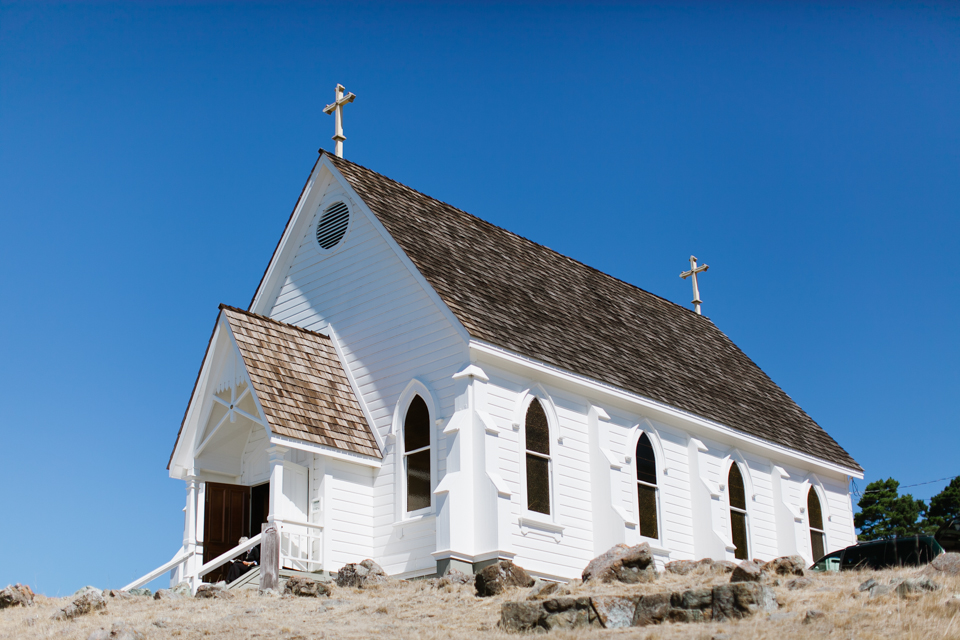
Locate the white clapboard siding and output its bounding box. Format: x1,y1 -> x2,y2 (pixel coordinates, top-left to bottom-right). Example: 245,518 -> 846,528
266,179 -> 467,575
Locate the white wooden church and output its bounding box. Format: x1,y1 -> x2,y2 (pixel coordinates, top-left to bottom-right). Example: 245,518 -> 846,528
140,96 -> 863,590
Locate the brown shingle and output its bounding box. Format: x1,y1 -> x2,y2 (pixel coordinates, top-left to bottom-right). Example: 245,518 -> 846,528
324,152 -> 860,472
221,305 -> 381,459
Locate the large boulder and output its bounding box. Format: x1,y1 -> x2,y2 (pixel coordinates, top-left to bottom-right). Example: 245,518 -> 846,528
761,555 -> 807,577
476,560 -> 535,597
921,552 -> 960,577
53,591 -> 107,620
730,560 -> 763,583
435,568 -> 473,589
582,543 -> 657,584
591,596 -> 639,628
896,577 -> 941,597
664,559 -> 702,576
0,584 -> 34,609
284,576 -> 331,597
195,584 -> 233,599
336,559 -> 388,589
711,582 -> 778,621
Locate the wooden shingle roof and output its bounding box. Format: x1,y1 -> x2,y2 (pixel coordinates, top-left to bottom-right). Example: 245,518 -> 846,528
221,305 -> 380,459
325,152 -> 860,472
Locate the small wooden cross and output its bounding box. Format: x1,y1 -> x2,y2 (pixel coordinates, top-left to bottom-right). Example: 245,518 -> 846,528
323,84 -> 356,158
680,255 -> 709,315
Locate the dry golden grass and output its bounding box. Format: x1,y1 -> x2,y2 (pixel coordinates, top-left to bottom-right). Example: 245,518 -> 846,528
1,567 -> 958,640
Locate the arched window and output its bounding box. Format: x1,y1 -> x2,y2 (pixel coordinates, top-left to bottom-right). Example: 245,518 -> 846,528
808,487 -> 826,561
524,398 -> 551,515
404,395 -> 431,513
728,462 -> 749,560
636,433 -> 659,539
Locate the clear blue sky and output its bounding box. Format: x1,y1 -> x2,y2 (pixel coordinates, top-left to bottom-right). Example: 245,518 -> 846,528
1,1 -> 957,595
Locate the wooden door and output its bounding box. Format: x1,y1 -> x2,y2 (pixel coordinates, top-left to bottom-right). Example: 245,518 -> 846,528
203,482 -> 250,582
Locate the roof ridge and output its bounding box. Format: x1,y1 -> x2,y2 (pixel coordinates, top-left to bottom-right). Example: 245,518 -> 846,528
219,303 -> 333,341
323,151 -> 711,323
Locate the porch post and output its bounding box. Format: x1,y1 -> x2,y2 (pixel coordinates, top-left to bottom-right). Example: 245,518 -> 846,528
183,475 -> 199,588
267,446 -> 288,522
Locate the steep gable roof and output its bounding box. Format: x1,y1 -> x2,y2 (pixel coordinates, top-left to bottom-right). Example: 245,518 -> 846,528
221,305 -> 380,459
322,152 -> 859,472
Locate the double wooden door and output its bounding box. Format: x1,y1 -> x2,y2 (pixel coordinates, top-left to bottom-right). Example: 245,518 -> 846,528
202,482 -> 268,582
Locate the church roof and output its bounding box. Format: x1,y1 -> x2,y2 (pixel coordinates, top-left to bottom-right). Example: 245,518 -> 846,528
220,305 -> 380,459
322,152 -> 860,472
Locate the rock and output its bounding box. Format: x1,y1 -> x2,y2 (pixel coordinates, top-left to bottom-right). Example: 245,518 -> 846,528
53,591 -> 107,620
73,586 -> 103,598
436,569 -> 473,588
104,590 -> 132,600
869,584 -> 895,598
896,577 -> 941,597
541,596 -> 601,630
712,583 -> 778,621
475,560 -> 535,597
730,560 -> 763,583
500,601 -> 544,632
582,543 -> 657,584
171,581 -> 192,597
859,578 -> 878,592
336,559 -> 388,589
526,581 -> 559,599
803,610 -> 825,624
153,618 -> 170,628
786,577 -> 814,590
664,559 -> 702,575
634,592 -> 672,626
127,588 -> 151,597
761,555 -> 807,577
921,552 -> 960,577
153,589 -> 179,600
672,588 -> 713,611
284,576 -> 331,597
195,583 -> 233,599
591,596 -> 639,628
712,560 -> 738,574
0,583 -> 35,609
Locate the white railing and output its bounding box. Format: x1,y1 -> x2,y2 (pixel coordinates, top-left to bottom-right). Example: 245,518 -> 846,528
121,549 -> 194,592
277,519 -> 323,573
196,533 -> 262,580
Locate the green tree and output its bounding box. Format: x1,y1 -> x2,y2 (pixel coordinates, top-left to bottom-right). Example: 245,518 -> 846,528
923,476 -> 960,532
854,478 -> 926,540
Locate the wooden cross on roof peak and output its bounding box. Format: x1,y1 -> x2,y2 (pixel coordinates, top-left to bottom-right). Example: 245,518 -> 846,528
323,83 -> 356,158
680,255 -> 709,315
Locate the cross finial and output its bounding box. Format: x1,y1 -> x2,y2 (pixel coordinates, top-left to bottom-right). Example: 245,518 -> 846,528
680,255 -> 710,315
323,83 -> 356,158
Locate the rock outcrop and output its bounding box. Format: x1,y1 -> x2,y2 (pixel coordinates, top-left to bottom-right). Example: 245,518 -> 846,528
761,555 -> 807,577
336,559 -> 388,589
195,584 -> 233,599
475,561 -> 535,597
284,576 -> 332,597
0,583 -> 35,609
921,552 -> 960,577
730,560 -> 763,583
500,583 -> 778,632
53,590 -> 107,620
582,543 -> 657,584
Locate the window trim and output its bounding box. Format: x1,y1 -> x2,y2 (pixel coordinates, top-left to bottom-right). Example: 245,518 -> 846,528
723,454 -> 753,561
803,475 -> 831,562
516,387 -> 559,524
392,379 -> 438,519
629,425 -> 664,545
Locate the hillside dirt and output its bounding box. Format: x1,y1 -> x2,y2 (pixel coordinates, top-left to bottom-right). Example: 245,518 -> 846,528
1,565 -> 959,640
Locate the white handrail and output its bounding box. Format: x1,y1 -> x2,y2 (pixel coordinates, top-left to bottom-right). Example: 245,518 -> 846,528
195,533 -> 263,579
121,549 -> 193,592
276,518 -> 323,530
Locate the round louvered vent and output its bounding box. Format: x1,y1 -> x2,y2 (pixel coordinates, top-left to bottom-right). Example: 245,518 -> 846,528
316,201 -> 350,250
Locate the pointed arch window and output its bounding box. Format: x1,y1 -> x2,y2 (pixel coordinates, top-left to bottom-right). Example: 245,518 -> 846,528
808,487 -> 826,561
524,398 -> 551,515
728,463 -> 749,560
636,433 -> 659,539
404,395 -> 431,513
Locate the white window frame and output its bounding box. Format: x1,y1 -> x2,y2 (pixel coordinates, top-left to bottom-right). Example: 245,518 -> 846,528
723,453 -> 754,561
803,474 -> 831,562
515,386 -> 560,524
629,426 -> 664,545
391,379 -> 438,521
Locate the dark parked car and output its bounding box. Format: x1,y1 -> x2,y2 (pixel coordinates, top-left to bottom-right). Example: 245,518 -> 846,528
935,519 -> 960,553
811,535 -> 945,571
